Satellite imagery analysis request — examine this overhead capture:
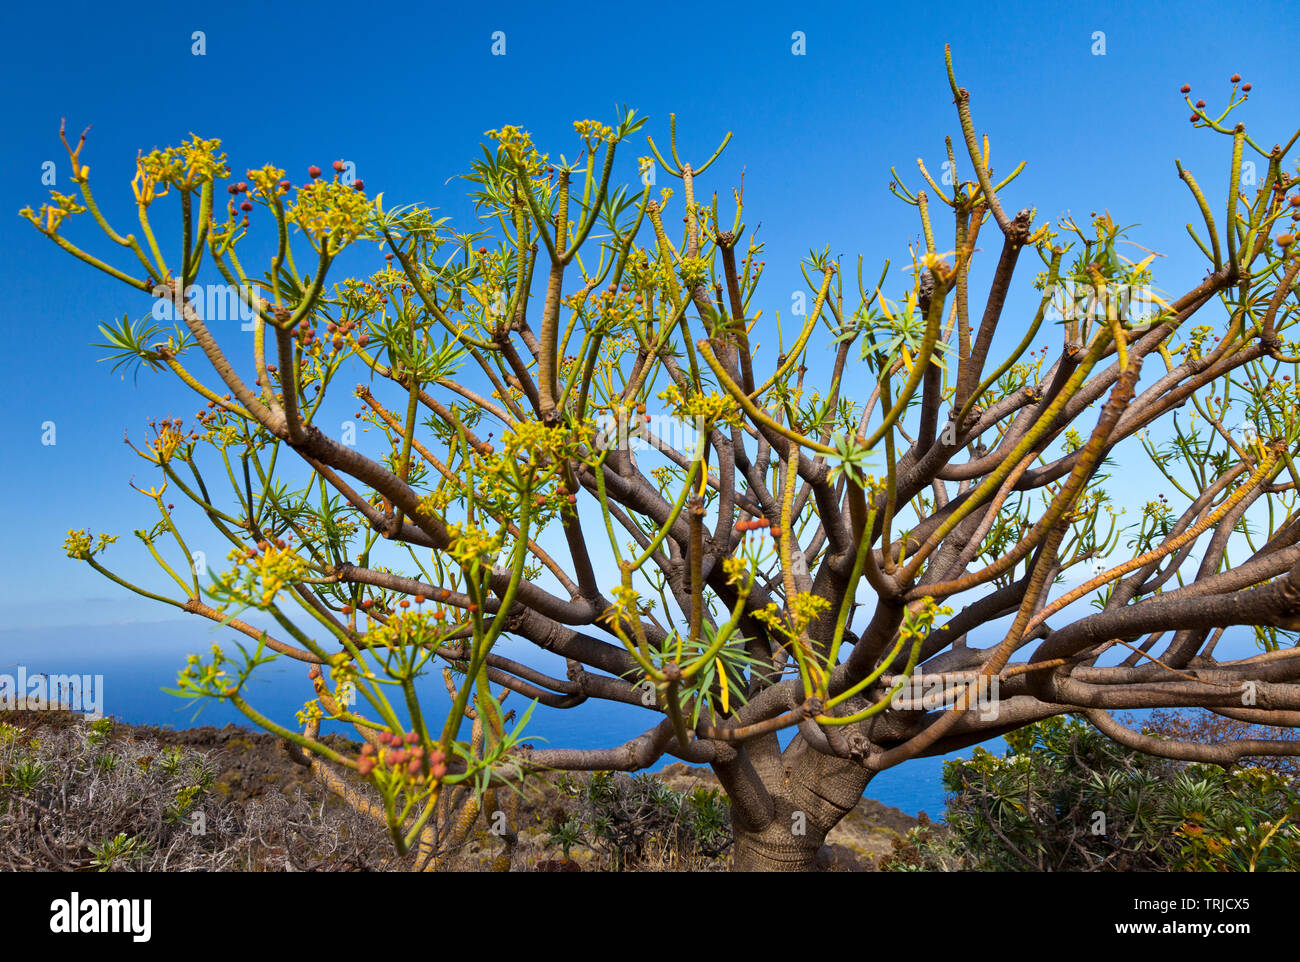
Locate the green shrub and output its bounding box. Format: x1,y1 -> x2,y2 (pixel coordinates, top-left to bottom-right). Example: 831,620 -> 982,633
881,717 -> 1299,871
547,771 -> 731,870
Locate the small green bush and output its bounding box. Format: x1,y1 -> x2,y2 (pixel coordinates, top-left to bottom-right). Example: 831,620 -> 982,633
547,771 -> 732,870
881,716 -> 1299,872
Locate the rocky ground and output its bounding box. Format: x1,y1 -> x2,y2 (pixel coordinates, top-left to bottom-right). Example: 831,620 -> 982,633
1,709 -> 926,871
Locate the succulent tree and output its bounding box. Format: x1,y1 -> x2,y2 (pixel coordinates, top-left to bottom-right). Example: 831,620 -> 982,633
24,48 -> 1300,871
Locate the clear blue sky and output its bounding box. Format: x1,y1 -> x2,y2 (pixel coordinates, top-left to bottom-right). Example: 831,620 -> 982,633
1,2 -> 1296,637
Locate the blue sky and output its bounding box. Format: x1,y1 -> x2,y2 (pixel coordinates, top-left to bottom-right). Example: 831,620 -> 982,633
0,1 -> 1296,785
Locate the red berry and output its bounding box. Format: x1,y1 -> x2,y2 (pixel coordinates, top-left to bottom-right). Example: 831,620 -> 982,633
1180,84 -> 1190,94
1242,83 -> 1252,92
240,201 -> 253,212
308,165 -> 322,179
1196,100 -> 1206,108
414,594 -> 425,604
1231,74 -> 1241,83
357,757 -> 374,776
352,179 -> 364,191
332,160 -> 346,172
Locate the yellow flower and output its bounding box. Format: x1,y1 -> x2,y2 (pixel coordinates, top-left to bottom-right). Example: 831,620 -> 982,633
287,180 -> 376,252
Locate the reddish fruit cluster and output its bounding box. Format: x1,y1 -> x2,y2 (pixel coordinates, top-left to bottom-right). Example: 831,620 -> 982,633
297,314 -> 364,354
332,160 -> 346,173
735,517 -> 771,533
357,731 -> 448,780
414,594 -> 425,604
1180,84 -> 1191,93
308,165 -> 322,179
353,179 -> 365,191
1231,73 -> 1241,83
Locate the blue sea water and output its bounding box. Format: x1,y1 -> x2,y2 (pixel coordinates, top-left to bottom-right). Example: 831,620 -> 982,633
0,618 -> 996,818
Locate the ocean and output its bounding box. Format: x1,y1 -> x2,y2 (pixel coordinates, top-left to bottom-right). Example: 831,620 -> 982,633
0,617 -> 1015,819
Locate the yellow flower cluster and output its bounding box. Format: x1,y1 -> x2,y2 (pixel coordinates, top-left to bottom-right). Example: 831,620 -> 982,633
418,489 -> 452,516
573,119 -> 614,146
658,384 -> 742,429
135,135 -> 230,200
677,256 -> 711,289
721,555 -> 749,587
179,644 -> 235,697
63,530 -> 117,560
501,419 -> 587,464
63,529 -> 93,559
287,179 -> 375,252
900,596 -> 953,644
445,522 -> 504,566
219,542 -> 311,607
364,610 -> 445,651
18,191 -> 86,235
247,164 -> 286,201
484,125 -> 550,178
1186,324 -> 1216,359
147,422 -> 188,464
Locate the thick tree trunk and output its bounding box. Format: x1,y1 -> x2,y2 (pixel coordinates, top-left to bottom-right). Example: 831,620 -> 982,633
732,819 -> 826,871
722,736 -> 876,872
